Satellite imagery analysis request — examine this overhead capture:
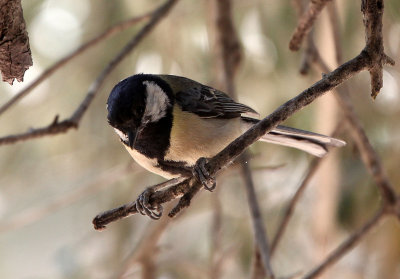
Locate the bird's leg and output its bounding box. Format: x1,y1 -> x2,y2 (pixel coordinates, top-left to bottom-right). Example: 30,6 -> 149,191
135,177 -> 186,219
193,157 -> 216,191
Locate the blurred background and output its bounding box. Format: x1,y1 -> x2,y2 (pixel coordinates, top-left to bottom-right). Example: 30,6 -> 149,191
0,0 -> 399,278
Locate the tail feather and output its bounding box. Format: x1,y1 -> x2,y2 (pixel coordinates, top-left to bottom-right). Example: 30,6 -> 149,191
241,117 -> 346,157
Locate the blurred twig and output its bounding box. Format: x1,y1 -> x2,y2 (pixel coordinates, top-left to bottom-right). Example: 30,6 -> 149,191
302,208 -> 386,279
211,0 -> 274,277
269,125 -> 342,256
0,164 -> 133,233
111,208 -> 173,279
0,0 -> 179,146
0,11 -> 151,116
289,0 -> 332,51
270,156 -> 324,256
241,154 -> 275,279
209,187 -> 223,279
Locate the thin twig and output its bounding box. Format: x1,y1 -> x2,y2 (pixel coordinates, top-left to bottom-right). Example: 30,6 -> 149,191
211,0 -> 274,277
0,12 -> 151,116
0,164 -> 133,233
302,208 -> 386,279
209,186 -> 223,279
326,1 -> 342,64
250,247 -> 266,279
289,0 -> 332,51
0,0 -> 179,146
111,209 -> 173,279
240,155 -> 275,279
270,156 -> 324,256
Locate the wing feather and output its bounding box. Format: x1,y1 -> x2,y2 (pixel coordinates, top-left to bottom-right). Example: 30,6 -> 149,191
176,85 -> 257,119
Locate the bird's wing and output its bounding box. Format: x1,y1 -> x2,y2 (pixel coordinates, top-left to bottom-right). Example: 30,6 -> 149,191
175,85 -> 257,119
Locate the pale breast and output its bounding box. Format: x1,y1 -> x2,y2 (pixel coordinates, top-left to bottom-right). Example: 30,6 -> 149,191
125,146 -> 178,179
164,106 -> 242,166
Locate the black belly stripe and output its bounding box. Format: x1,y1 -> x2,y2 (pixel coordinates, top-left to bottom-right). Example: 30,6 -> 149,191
134,112 -> 173,160
157,159 -> 192,177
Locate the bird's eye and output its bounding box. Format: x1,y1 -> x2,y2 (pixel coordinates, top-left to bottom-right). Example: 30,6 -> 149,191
132,106 -> 144,119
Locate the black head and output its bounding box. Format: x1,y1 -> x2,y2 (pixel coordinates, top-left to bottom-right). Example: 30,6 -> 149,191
107,74 -> 173,148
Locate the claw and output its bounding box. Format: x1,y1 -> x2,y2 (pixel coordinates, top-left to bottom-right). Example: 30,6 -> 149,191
193,157 -> 216,191
135,187 -> 163,220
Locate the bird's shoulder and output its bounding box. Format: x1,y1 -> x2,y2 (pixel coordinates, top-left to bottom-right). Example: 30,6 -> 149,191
159,75 -> 257,119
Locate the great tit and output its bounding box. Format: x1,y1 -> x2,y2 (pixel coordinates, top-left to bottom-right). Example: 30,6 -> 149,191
106,74 -> 345,216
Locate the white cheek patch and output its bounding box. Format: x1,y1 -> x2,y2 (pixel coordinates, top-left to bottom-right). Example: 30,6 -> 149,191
142,80 -> 170,123
114,128 -> 128,143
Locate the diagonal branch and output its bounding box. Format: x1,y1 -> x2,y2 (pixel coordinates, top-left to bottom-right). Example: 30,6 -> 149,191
302,207 -> 386,279
0,0 -> 179,146
270,156 -> 325,256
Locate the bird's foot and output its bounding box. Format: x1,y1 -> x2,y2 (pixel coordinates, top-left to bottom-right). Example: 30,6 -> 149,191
135,187 -> 163,220
193,157 -> 216,191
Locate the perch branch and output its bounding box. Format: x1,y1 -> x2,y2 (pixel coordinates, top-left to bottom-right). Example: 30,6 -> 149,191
0,0 -> 179,146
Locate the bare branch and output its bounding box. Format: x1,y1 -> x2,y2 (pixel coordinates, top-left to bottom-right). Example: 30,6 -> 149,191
240,154 -> 275,279
0,164 -> 132,233
302,208 -> 386,279
111,210 -> 173,279
270,156 -> 324,256
0,0 -> 179,146
0,0 -> 32,84
289,0 -> 332,51
93,177 -> 190,230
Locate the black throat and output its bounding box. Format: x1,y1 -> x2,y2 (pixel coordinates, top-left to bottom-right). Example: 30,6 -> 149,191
133,111 -> 172,160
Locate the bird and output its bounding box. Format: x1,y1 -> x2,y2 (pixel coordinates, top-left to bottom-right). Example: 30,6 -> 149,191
107,74 -> 345,218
